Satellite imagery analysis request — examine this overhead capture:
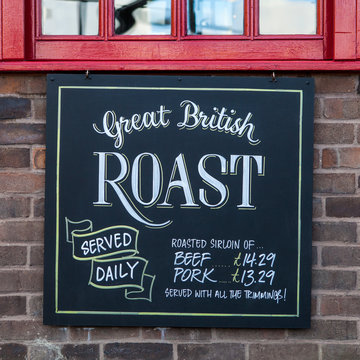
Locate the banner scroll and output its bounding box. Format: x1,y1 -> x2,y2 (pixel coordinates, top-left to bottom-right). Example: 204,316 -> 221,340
65,217 -> 155,301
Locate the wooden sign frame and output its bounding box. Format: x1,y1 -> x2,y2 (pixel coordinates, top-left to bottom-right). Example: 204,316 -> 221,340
44,75 -> 313,328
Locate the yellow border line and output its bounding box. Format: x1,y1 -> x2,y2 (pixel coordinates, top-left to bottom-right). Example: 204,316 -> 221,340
60,86 -> 302,93
55,86 -> 303,318
57,310 -> 297,317
297,90 -> 303,316
55,87 -> 62,312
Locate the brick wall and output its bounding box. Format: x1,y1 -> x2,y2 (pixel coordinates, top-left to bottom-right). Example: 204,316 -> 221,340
0,73 -> 359,359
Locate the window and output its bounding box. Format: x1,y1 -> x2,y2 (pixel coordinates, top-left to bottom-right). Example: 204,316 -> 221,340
39,0 -> 318,37
32,0 -> 327,61
0,0 -> 360,70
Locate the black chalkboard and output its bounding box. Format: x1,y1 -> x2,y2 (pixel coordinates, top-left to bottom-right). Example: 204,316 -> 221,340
44,74 -> 313,328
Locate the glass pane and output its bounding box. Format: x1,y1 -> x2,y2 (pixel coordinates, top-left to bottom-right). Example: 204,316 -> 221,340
42,0 -> 99,35
188,0 -> 244,35
259,0 -> 317,35
114,0 -> 171,35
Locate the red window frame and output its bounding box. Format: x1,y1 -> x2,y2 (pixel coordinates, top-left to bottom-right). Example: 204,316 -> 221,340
32,0 -> 327,61
1,0 -> 360,70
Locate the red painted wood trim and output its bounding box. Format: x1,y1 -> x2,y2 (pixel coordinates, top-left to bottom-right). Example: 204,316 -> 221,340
178,0 -> 184,38
246,0 -> 252,37
317,0 -> 323,35
2,0 -> 25,59
35,0 -> 41,38
34,39 -> 324,61
1,60 -> 360,72
25,0 -> 36,60
35,0 -> 106,37
171,0 -> 177,37
0,0 -> 3,60
334,0 -> 357,59
357,0 -> 360,57
99,0 -> 105,38
323,0 -> 334,59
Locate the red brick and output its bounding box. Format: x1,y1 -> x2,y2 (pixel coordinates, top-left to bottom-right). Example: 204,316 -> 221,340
29,344 -> 63,360
314,123 -> 354,144
0,198 -> 30,218
312,295 -> 317,316
322,148 -> 338,168
0,124 -> 45,145
18,75 -> 47,95
323,98 -> 360,119
0,321 -> 68,341
0,246 -> 27,266
312,246 -> 317,265
322,344 -> 360,360
32,148 -> 46,169
104,343 -> 172,360
288,319 -> 357,340
29,295 -> 43,318
321,295 -> 360,316
0,269 -> 43,292
0,148 -> 30,168
337,148 -> 360,168
323,98 -> 343,119
178,344 -> 244,360
249,344 -> 318,360
0,296 -> 26,316
33,98 -> 47,120
321,147 -> 360,170
30,245 -> 43,266
61,344 -> 99,360
1,73 -> 360,360
312,197 -> 323,218
326,197 -> 360,217
322,246 -> 360,266
0,343 -> 27,359
315,75 -> 358,93
343,98 -> 360,118
0,75 -> 24,93
313,173 -> 355,194
0,173 -> 44,193
313,148 -> 319,169
143,327 -> 211,340
313,97 -> 322,118
0,220 -> 44,242
215,328 -> 285,340
0,97 -> 31,119
69,327 -> 139,341
33,198 -> 44,217
312,222 -> 357,242
312,269 -> 356,290
0,75 -> 46,95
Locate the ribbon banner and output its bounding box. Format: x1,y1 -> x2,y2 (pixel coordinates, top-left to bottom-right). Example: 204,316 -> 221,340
65,218 -> 155,301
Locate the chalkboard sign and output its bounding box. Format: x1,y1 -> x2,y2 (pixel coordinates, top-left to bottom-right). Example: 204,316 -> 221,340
44,75 -> 313,328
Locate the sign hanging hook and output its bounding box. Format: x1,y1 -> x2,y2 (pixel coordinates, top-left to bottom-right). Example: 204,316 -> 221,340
271,71 -> 277,82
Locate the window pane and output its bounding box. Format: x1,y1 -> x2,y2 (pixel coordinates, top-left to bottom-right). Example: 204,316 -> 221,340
42,0 -> 99,35
114,0 -> 171,35
187,0 -> 244,35
259,0 -> 317,35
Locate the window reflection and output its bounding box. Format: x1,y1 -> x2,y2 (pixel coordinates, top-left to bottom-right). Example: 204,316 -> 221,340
114,0 -> 171,35
42,0 -> 99,35
259,0 -> 317,35
187,0 -> 244,35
